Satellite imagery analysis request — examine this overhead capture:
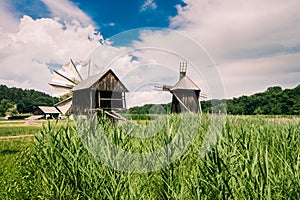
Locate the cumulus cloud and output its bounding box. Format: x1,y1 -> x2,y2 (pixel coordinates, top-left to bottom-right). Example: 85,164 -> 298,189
166,0 -> 300,97
41,0 -> 94,26
170,0 -> 300,58
140,0 -> 158,12
1,0 -> 299,107
0,15 -> 102,93
0,1 -> 19,32
218,52 -> 300,97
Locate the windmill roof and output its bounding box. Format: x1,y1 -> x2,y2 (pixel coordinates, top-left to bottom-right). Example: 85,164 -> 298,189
170,76 -> 201,91
72,69 -> 128,92
38,106 -> 60,114
72,72 -> 106,91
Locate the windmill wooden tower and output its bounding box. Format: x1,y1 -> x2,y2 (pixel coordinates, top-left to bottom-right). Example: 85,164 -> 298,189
49,60 -> 128,120
72,69 -> 128,120
162,63 -> 201,113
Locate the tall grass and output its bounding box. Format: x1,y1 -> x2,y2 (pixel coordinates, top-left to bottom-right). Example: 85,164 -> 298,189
0,137 -> 33,199
9,115 -> 300,199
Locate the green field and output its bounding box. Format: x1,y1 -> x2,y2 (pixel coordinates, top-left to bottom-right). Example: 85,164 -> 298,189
0,115 -> 299,199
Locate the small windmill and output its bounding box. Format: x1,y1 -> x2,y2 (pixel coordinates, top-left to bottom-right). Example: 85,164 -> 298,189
157,63 -> 202,114
49,59 -> 97,115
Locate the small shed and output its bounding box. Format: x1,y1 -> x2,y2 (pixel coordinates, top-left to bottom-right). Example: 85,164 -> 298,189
72,69 -> 128,116
33,106 -> 60,119
163,63 -> 201,113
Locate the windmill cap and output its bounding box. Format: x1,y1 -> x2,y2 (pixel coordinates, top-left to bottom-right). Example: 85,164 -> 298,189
170,76 -> 201,91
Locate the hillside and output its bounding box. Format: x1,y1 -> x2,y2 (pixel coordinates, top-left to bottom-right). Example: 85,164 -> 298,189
223,85 -> 300,115
0,85 -> 59,116
129,85 -> 300,115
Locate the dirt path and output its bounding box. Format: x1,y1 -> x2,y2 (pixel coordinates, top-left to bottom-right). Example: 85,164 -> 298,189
0,134 -> 35,140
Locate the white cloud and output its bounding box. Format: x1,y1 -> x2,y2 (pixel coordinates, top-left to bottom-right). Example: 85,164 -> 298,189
163,0 -> 300,97
126,91 -> 171,108
118,0 -> 300,100
170,0 -> 300,60
1,0 -> 299,108
140,0 -> 157,12
0,1 -> 19,32
40,0 -> 94,26
0,15 -> 102,93
218,53 -> 300,98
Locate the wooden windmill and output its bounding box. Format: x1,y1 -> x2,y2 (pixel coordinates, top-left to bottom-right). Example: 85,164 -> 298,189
49,60 -> 128,120
49,59 -> 94,116
162,63 -> 201,114
72,69 -> 128,120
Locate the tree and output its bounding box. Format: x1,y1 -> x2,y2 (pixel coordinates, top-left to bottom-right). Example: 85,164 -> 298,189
0,84 -> 59,114
0,99 -> 17,116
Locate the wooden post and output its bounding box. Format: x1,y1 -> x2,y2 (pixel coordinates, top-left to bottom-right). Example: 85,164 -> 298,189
90,90 -> 93,113
123,92 -> 126,109
98,91 -> 101,109
198,100 -> 202,114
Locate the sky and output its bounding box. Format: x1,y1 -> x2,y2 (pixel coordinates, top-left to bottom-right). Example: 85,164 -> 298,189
0,0 -> 299,107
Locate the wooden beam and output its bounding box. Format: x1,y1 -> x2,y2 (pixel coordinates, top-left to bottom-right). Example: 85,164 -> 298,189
198,100 -> 202,114
49,83 -> 73,90
70,59 -> 83,81
53,70 -> 77,85
104,111 -> 123,120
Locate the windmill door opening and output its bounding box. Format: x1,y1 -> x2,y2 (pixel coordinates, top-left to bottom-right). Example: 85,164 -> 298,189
96,91 -> 125,111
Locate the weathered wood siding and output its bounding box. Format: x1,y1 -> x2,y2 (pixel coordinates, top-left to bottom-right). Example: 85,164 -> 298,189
96,71 -> 127,92
73,89 -> 96,115
171,90 -> 200,113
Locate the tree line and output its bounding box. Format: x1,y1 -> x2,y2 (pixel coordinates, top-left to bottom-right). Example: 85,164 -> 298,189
0,85 -> 58,116
1,84 -> 299,117
128,85 -> 300,115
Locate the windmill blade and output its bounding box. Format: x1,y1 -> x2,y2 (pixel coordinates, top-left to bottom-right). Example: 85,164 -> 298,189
55,97 -> 72,115
50,72 -> 75,97
50,85 -> 71,97
154,84 -> 172,91
154,84 -> 163,91
163,85 -> 172,91
53,70 -> 77,85
77,59 -> 102,78
200,93 -> 208,99
49,83 -> 74,90
62,61 -> 82,82
70,59 -> 83,81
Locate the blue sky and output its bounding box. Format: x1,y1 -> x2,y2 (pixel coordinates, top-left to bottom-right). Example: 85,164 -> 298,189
0,0 -> 299,105
73,0 -> 186,37
7,0 -> 186,37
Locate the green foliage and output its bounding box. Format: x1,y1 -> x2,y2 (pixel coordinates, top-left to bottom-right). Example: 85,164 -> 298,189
6,115 -> 300,199
0,137 -> 34,199
0,99 -> 18,116
0,84 -> 59,115
127,103 -> 171,115
58,92 -> 72,102
202,85 -> 300,115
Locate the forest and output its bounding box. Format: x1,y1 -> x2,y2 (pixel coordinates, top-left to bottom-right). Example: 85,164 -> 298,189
129,85 -> 300,115
0,85 -> 58,116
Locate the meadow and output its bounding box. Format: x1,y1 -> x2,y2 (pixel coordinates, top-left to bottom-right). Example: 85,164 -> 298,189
0,115 -> 299,199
